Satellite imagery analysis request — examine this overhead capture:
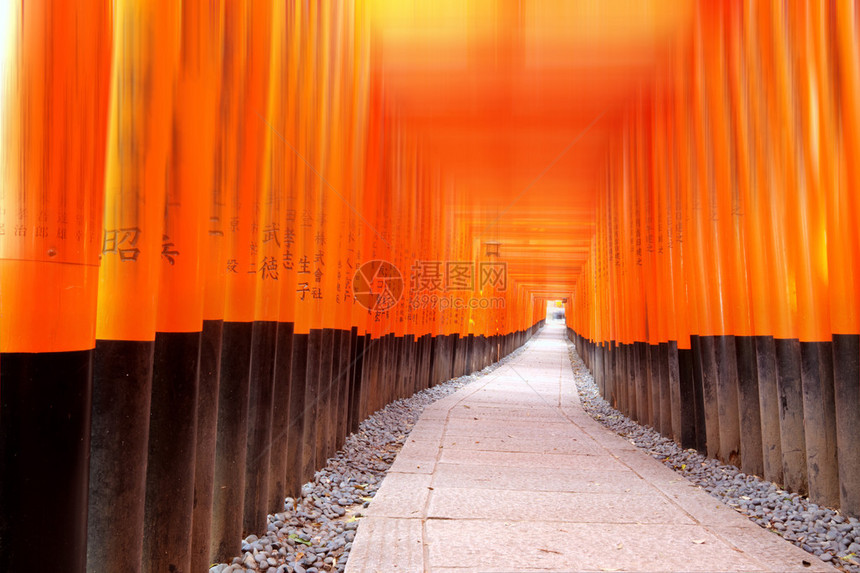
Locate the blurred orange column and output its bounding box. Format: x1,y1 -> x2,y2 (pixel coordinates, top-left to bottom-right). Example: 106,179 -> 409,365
0,3 -> 113,572
142,3 -> 223,572
87,2 -> 178,572
209,0 -> 273,562
831,0 -> 860,516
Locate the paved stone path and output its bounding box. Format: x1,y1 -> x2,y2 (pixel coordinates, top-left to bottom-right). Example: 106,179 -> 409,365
346,325 -> 834,573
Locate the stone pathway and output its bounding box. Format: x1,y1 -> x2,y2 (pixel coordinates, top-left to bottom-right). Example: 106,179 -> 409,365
345,325 -> 835,573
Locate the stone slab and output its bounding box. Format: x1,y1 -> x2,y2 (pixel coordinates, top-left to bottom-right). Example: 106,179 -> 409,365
343,516 -> 424,573
429,463 -> 659,494
426,487 -> 697,524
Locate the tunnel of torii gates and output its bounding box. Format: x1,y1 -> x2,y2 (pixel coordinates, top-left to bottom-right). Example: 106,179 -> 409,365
1,1 -> 860,572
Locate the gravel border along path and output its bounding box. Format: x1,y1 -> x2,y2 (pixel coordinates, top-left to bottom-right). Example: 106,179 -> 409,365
567,339 -> 860,573
211,341 -> 531,573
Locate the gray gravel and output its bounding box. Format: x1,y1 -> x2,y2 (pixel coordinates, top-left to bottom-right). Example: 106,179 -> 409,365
567,342 -> 860,573
211,342 -> 530,573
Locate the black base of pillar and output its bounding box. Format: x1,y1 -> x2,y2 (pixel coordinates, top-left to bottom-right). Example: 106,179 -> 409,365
210,321 -> 253,563
800,340 -> 839,507
833,334 -> 860,515
88,340 -> 154,573
191,320 -> 224,573
1,350 -> 94,573
714,335 -> 741,467
301,330 -> 322,486
268,322 -> 294,513
775,337 -> 808,495
287,332 -> 309,497
243,321 -> 279,536
143,331 -> 201,573
735,336 -> 763,477
755,335 -> 783,485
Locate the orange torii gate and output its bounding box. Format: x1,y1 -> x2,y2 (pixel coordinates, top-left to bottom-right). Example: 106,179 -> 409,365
0,2 -> 858,573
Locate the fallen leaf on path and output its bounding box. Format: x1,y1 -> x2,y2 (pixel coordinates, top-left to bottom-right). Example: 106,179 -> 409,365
289,534 -> 312,546
538,548 -> 562,555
